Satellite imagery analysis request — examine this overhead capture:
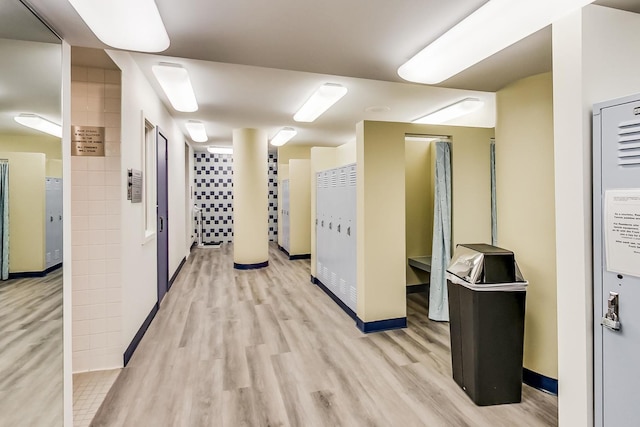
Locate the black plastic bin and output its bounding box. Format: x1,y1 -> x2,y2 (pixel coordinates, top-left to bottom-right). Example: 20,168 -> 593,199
446,244 -> 527,406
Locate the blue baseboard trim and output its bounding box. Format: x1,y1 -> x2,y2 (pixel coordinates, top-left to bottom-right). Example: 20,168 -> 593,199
523,368 -> 558,395
315,278 -> 357,321
123,304 -> 158,366
234,261 -> 269,270
356,317 -> 407,333
289,253 -> 311,260
168,256 -> 186,290
278,245 -> 289,256
8,263 -> 62,279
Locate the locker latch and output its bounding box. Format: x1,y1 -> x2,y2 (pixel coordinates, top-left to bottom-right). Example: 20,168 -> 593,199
601,291 -> 621,331
337,224 -> 341,233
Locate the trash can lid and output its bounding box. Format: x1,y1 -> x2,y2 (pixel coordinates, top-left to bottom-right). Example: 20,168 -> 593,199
446,244 -> 526,285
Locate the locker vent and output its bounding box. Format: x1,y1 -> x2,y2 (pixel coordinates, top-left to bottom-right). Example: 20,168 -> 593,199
349,286 -> 356,303
316,173 -> 322,188
339,171 -> 347,187
340,278 -> 347,294
331,272 -> 337,288
330,172 -> 337,187
348,169 -> 356,186
322,266 -> 329,280
618,119 -> 640,166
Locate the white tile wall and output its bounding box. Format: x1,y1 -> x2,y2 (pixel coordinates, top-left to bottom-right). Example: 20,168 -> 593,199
71,66 -> 123,373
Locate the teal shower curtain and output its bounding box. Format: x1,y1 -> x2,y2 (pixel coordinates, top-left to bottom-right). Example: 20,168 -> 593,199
428,141 -> 451,321
0,160 -> 9,280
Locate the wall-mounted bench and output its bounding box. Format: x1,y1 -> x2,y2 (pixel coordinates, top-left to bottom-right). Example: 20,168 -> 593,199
407,256 -> 432,294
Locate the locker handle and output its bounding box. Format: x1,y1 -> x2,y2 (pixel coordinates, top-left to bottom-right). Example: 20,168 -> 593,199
337,224 -> 341,233
347,226 -> 351,236
329,222 -> 332,230
321,220 -> 324,227
50,216 -> 54,222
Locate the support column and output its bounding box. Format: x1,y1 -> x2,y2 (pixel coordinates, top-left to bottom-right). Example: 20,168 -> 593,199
232,128 -> 269,269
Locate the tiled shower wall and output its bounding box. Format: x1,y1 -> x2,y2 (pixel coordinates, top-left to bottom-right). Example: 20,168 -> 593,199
193,151 -> 277,243
70,66 -> 122,372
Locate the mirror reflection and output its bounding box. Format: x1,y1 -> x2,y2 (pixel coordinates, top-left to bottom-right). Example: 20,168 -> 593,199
0,0 -> 63,425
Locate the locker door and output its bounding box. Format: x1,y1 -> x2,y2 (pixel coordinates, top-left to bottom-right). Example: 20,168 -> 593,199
347,164 -> 357,310
594,98 -> 640,426
321,171 -> 329,283
283,179 -> 290,252
54,179 -> 62,265
316,172 -> 323,280
337,166 -> 348,304
45,178 -> 54,268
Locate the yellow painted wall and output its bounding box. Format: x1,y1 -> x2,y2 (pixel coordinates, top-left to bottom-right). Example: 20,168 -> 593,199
405,139 -> 433,285
277,145 -> 311,164
356,121 -> 494,322
46,159 -> 63,177
289,159 -> 311,255
0,151 -> 46,272
495,72 -> 557,379
0,134 -> 62,159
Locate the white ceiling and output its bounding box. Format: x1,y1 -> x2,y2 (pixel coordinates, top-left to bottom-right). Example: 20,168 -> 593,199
13,0 -> 640,148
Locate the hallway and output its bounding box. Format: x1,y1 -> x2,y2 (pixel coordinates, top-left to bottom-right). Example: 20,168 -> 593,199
91,244 -> 557,426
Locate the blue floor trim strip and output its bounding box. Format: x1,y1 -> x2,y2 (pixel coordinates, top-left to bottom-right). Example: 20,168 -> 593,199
356,317 -> 407,333
234,261 -> 269,270
9,263 -> 62,279
288,253 -> 311,260
315,278 -> 357,321
523,368 -> 558,395
168,256 -> 186,290
124,304 -> 158,366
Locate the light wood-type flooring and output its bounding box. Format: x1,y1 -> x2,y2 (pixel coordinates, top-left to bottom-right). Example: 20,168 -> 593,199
91,244 -> 557,426
0,269 -> 63,427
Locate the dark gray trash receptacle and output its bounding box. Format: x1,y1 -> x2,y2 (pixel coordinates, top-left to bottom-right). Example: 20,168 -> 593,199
446,243 -> 527,406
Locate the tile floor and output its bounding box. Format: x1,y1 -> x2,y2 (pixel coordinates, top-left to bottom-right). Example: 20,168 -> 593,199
73,369 -> 121,427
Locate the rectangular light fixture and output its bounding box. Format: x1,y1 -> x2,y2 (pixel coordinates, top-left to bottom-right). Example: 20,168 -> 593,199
68,0 -> 170,52
14,113 -> 62,138
185,121 -> 207,143
293,83 -> 347,122
207,146 -> 233,155
413,98 -> 484,124
270,127 -> 297,147
398,0 -> 594,84
152,63 -> 198,112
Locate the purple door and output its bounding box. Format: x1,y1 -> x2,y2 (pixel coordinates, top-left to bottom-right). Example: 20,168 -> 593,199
156,128 -> 169,304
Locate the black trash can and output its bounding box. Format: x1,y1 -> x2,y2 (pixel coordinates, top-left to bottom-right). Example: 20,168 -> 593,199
446,243 -> 527,406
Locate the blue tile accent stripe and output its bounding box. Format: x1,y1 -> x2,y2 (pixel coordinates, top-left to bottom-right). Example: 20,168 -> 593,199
124,304 -> 158,366
356,317 -> 407,333
523,368 -> 558,395
314,277 -> 357,321
234,261 -> 269,270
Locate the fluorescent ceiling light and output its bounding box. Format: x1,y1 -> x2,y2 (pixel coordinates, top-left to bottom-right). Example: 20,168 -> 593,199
152,63 -> 198,112
293,83 -> 347,122
413,98 -> 484,124
68,0 -> 169,52
185,121 -> 207,143
398,0 -> 594,84
14,113 -> 62,138
207,146 -> 233,155
270,127 -> 297,147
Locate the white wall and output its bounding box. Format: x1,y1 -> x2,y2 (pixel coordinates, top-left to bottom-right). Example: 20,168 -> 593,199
106,50 -> 190,355
553,5 -> 640,426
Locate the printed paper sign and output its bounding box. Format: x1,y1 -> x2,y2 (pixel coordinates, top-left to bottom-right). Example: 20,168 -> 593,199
605,189 -> 640,277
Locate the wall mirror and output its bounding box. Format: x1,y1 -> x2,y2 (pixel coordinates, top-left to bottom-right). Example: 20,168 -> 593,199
0,0 -> 63,425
